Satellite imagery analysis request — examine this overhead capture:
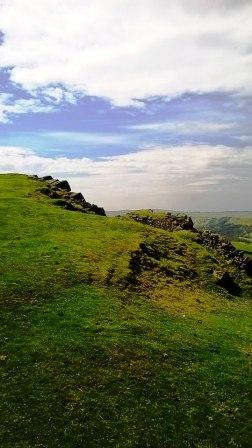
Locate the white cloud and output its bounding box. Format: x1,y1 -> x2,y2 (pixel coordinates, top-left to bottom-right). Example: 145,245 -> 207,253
38,86 -> 80,104
1,144 -> 251,211
0,0 -> 252,106
44,131 -> 125,145
0,93 -> 55,123
129,121 -> 236,133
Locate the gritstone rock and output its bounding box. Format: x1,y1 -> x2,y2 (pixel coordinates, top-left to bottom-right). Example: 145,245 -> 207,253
36,175 -> 106,216
213,270 -> 241,295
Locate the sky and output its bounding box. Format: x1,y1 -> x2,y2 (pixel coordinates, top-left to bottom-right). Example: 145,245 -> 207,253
0,0 -> 251,211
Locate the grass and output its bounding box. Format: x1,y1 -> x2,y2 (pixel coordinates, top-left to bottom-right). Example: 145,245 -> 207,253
232,240 -> 252,258
0,174 -> 251,447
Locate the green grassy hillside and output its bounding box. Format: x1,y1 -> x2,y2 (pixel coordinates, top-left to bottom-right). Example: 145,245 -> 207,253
0,174 -> 251,448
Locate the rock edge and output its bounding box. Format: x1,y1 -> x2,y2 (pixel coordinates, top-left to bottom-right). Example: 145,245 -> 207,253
28,175 -> 106,216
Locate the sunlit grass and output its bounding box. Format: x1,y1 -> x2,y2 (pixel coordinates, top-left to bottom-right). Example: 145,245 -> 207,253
0,174 -> 251,447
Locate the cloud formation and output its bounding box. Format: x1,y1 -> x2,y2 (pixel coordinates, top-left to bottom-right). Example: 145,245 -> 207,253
1,144 -> 251,210
129,121 -> 236,133
0,93 -> 55,123
1,0 -> 252,105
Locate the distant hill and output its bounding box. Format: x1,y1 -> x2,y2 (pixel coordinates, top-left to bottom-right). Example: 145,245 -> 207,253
190,213 -> 252,258
107,209 -> 252,218
0,174 -> 251,448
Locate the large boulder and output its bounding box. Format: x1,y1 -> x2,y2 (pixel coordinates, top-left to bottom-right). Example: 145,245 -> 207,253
244,258 -> 252,276
41,175 -> 53,181
49,180 -> 71,191
54,199 -> 77,211
84,204 -> 106,216
40,187 -> 51,196
46,179 -> 59,185
48,190 -> 61,199
69,192 -> 85,202
213,270 -> 241,295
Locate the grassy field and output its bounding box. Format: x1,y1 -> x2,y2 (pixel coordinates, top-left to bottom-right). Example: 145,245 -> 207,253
232,240 -> 252,258
0,174 -> 251,448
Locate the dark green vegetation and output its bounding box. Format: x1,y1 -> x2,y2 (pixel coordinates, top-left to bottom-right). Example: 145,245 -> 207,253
0,174 -> 251,448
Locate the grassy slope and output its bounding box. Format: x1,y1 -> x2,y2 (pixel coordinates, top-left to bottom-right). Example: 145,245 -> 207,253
0,174 -> 251,448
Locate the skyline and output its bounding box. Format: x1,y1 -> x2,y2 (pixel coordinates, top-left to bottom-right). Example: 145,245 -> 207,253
0,0 -> 252,210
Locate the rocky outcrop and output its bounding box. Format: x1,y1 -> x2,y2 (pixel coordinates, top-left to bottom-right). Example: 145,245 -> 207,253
128,211 -> 251,277
128,211 -> 195,232
27,175 -> 106,216
196,230 -> 252,276
125,239 -> 197,287
46,178 -> 71,191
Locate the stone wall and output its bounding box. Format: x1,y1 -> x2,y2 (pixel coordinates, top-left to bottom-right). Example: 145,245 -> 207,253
128,211 -> 252,276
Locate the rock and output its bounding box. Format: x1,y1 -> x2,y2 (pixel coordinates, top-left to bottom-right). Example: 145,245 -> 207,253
48,190 -> 61,199
244,258 -> 252,276
64,201 -> 78,211
31,174 -> 106,216
53,199 -> 74,209
46,179 -> 59,185
50,180 -> 71,191
85,204 -> 106,216
187,216 -> 194,229
139,243 -> 160,260
53,199 -> 69,208
129,211 -> 196,232
40,187 -> 51,196
40,186 -> 65,199
213,270 -> 241,295
69,192 -> 85,202
41,175 -> 53,181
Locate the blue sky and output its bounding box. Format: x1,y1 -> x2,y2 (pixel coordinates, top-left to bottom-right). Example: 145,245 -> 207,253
0,0 -> 251,210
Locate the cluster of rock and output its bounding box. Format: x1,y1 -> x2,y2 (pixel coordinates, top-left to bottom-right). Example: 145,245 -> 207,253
213,270 -> 241,295
125,241 -> 197,287
196,230 -> 252,276
28,175 -> 106,216
128,211 -> 252,277
128,211 -> 195,232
